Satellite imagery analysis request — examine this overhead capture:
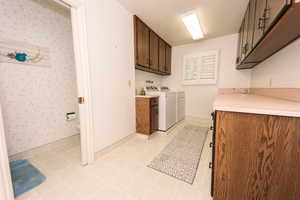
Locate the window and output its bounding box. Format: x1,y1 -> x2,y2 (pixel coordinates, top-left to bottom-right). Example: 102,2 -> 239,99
182,50 -> 219,85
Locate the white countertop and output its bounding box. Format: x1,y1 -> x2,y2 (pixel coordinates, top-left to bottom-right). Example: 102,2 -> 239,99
214,94 -> 300,118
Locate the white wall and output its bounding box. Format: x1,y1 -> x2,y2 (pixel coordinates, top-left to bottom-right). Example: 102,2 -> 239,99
84,0 -> 136,152
0,0 -> 78,155
135,70 -> 163,94
251,38 -> 300,88
162,34 -> 252,118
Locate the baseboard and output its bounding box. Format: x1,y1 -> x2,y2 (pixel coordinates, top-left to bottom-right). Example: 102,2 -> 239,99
94,134 -> 135,159
9,134 -> 80,161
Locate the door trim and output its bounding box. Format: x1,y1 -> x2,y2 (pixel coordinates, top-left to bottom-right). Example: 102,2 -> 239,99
0,0 -> 95,199
69,0 -> 95,166
0,105 -> 14,200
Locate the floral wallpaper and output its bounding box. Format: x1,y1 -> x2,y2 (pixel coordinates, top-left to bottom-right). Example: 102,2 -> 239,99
0,0 -> 79,155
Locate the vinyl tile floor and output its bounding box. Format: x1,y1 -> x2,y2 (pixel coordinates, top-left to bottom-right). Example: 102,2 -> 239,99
16,121 -> 213,200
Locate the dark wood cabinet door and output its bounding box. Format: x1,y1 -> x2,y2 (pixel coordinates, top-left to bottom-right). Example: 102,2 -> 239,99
136,18 -> 150,68
136,98 -> 151,134
165,45 -> 171,74
214,111 -> 300,200
253,0 -> 267,47
149,31 -> 159,71
264,0 -> 291,31
237,21 -> 245,64
245,0 -> 257,56
241,5 -> 250,59
150,105 -> 158,132
159,39 -> 166,73
240,19 -> 247,61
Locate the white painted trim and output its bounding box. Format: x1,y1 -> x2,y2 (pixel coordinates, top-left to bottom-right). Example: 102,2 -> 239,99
0,0 -> 95,199
0,105 -> 14,200
70,5 -> 95,165
53,0 -> 81,8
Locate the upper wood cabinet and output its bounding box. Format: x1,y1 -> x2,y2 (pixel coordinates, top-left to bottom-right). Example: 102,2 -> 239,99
165,45 -> 172,74
245,0 -> 256,55
136,18 -> 150,68
134,16 -> 172,75
159,39 -> 166,73
252,0 -> 267,48
265,0 -> 291,30
237,0 -> 297,69
149,31 -> 159,71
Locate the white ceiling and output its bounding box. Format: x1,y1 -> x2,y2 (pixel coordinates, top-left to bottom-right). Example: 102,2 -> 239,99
117,0 -> 249,46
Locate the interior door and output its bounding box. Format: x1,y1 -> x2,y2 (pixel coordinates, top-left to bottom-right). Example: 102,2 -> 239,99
136,18 -> 150,67
165,45 -> 172,74
149,31 -> 159,71
264,0 -> 291,32
253,0 -> 267,47
0,105 -> 14,200
159,39 -> 166,73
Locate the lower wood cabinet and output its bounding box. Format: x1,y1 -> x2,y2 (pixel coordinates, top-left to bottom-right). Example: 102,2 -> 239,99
136,97 -> 159,135
212,111 -> 300,200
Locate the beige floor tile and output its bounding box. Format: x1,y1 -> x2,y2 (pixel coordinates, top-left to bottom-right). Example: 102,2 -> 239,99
16,120 -> 212,200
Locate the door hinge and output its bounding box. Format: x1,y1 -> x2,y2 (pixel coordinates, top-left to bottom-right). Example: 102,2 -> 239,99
78,97 -> 85,104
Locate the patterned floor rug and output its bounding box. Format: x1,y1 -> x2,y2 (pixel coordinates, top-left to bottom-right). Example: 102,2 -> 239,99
148,124 -> 208,184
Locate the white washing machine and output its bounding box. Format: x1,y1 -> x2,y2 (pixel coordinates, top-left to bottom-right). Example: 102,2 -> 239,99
145,86 -> 177,131
176,91 -> 185,122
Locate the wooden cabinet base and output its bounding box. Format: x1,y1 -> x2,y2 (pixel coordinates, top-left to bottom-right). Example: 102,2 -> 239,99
136,97 -> 159,135
213,111 -> 300,200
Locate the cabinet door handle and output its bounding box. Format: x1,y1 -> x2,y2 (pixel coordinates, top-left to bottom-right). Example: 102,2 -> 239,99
264,7 -> 270,21
242,43 -> 249,55
258,17 -> 265,30
209,162 -> 213,169
209,142 -> 213,148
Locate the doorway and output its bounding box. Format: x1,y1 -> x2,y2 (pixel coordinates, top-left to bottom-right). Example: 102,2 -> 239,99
0,0 -> 94,199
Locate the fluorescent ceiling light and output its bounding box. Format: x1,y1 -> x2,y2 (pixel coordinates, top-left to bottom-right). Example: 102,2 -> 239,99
181,11 -> 204,40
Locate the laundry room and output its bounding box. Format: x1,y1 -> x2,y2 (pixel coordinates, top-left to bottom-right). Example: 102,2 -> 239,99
1,0 -> 300,199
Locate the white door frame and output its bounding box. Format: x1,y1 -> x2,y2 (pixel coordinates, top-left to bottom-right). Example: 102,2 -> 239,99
0,105 -> 14,200
64,0 -> 95,166
0,0 -> 95,199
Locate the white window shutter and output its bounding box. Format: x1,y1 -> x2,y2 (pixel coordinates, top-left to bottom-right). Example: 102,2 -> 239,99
182,50 -> 219,85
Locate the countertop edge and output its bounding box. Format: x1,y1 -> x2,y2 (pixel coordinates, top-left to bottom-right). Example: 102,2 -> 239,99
213,94 -> 300,118
214,105 -> 300,118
